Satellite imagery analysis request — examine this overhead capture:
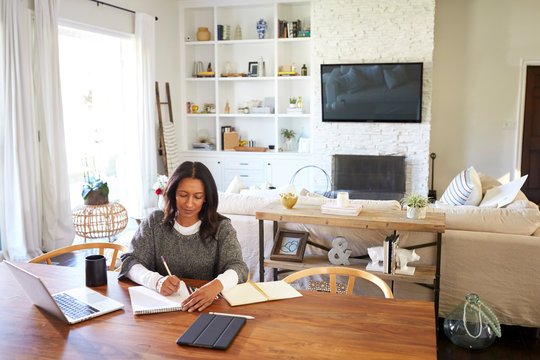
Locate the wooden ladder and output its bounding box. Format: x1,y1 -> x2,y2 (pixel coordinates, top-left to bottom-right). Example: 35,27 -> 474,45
155,81 -> 174,176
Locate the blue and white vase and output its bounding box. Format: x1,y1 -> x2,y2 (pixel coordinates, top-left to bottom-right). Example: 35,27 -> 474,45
256,18 -> 267,39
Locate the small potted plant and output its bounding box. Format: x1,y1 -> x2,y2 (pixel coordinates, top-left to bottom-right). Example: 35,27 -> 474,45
281,128 -> 296,151
400,192 -> 429,219
289,97 -> 297,108
82,174 -> 109,205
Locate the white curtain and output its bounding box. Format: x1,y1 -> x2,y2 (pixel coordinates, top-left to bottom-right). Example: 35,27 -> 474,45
0,0 -> 42,260
124,13 -> 157,220
34,0 -> 74,251
0,0 -> 74,260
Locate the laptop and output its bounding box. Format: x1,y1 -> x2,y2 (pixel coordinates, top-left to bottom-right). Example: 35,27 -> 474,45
5,261 -> 124,324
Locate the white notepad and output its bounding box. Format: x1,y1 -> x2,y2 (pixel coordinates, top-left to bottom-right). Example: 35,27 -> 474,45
221,280 -> 302,307
128,282 -> 189,315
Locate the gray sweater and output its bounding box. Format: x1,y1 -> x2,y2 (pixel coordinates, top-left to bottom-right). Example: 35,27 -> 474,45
118,210 -> 248,283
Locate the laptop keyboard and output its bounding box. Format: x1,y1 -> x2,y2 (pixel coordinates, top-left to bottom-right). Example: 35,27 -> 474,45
53,293 -> 99,319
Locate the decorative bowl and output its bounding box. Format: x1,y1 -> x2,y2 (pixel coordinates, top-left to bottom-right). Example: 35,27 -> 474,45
280,193 -> 298,209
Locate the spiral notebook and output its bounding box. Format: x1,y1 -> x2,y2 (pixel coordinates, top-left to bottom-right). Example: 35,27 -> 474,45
128,282 -> 189,315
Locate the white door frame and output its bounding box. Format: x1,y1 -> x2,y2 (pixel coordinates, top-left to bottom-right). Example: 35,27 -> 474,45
515,59 -> 540,179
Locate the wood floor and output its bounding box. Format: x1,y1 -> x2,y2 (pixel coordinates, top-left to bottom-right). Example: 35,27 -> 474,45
52,238 -> 539,360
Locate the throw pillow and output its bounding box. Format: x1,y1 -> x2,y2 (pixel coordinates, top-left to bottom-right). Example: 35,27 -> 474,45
225,176 -> 247,194
440,166 -> 482,206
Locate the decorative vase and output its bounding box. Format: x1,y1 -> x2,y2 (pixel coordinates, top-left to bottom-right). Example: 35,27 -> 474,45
84,190 -> 109,205
196,27 -> 211,41
157,195 -> 166,210
406,206 -> 426,219
234,24 -> 242,40
443,293 -> 501,350
256,19 -> 267,39
285,138 -> 293,151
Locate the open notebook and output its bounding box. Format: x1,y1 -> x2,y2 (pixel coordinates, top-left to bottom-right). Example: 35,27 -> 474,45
128,281 -> 189,315
221,280 -> 302,307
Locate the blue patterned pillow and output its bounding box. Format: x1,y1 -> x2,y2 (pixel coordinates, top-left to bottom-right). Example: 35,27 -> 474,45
440,167 -> 482,206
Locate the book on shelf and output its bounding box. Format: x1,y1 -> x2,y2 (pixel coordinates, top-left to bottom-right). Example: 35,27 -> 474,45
286,108 -> 304,115
221,281 -> 302,307
320,202 -> 363,216
128,282 -> 189,315
382,234 -> 399,274
192,143 -> 215,150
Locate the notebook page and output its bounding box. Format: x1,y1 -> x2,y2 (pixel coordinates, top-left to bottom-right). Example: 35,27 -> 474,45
257,280 -> 303,300
129,281 -> 189,315
221,282 -> 268,306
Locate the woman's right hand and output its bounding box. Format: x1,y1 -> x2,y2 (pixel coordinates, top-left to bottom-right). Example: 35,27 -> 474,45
157,275 -> 180,295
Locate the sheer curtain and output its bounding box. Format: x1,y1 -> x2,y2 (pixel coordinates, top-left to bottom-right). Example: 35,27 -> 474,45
0,0 -> 42,260
34,0 -> 74,251
0,0 -> 73,260
123,13 -> 157,220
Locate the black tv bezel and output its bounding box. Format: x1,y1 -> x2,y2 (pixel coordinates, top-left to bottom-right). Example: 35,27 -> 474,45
320,62 -> 424,123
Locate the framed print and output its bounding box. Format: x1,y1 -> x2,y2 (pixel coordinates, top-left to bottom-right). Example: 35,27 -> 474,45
270,229 -> 308,262
248,61 -> 258,77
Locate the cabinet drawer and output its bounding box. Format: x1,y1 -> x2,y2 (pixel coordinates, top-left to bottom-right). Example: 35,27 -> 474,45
224,169 -> 265,186
224,159 -> 265,170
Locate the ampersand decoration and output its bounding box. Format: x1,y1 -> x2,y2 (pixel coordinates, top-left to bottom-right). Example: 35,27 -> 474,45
328,236 -> 352,265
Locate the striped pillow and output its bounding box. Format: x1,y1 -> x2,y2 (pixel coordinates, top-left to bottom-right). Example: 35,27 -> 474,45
440,167 -> 482,206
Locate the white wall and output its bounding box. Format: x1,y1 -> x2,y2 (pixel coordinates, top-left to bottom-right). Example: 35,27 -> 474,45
432,0 -> 540,194
57,0 -> 181,173
311,0 -> 435,195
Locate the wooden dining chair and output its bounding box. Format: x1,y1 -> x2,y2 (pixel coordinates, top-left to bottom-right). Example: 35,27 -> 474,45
282,266 -> 394,299
29,243 -> 128,271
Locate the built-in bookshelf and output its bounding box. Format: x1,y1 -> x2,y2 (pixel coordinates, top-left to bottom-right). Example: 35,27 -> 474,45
179,1 -> 312,154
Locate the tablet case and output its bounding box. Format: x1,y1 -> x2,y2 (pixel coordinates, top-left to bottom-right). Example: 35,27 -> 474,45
176,313 -> 246,350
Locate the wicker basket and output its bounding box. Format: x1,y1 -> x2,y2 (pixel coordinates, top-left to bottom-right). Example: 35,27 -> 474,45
72,202 -> 128,241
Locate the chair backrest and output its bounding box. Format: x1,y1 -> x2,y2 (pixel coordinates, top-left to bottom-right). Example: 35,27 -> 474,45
282,267 -> 394,299
29,243 -> 128,271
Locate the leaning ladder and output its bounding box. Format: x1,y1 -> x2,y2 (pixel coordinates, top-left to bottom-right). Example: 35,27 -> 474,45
155,81 -> 179,176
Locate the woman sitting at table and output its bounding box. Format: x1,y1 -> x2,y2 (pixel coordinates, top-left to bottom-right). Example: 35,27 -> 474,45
119,161 -> 249,312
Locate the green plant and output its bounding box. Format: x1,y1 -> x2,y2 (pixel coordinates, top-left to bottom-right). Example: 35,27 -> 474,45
400,192 -> 428,208
289,97 -> 297,104
82,175 -> 109,200
81,157 -> 109,200
281,128 -> 296,140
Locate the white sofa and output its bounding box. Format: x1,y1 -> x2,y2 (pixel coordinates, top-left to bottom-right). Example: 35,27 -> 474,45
217,191 -> 540,328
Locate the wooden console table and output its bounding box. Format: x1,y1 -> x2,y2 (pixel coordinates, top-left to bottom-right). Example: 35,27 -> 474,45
256,202 -> 446,317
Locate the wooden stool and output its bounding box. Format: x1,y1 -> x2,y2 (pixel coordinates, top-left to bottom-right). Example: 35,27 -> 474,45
72,202 -> 128,242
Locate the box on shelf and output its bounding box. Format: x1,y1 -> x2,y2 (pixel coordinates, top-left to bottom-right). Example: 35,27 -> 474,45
251,107 -> 273,114
223,132 -> 239,151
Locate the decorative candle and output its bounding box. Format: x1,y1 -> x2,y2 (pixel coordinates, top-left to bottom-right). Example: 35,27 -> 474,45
337,192 -> 349,208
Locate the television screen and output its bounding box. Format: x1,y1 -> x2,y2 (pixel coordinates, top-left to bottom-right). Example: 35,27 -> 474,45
321,63 -> 423,123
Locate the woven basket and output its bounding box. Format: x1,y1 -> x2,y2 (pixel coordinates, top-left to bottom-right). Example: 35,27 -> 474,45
72,202 -> 128,241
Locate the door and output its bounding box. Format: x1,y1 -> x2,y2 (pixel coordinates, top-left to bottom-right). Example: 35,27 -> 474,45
521,66 -> 540,204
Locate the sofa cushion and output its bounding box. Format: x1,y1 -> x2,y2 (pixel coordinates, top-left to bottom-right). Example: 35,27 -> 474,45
431,202 -> 540,235
225,176 -> 247,194
218,192 -> 401,216
440,166 -> 482,206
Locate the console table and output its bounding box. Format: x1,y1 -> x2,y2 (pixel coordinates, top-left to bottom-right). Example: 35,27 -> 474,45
256,202 -> 446,317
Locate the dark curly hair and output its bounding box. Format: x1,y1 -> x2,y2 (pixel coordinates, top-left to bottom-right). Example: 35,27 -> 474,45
162,161 -> 226,245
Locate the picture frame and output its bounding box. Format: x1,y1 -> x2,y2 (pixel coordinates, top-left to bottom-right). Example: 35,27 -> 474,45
248,61 -> 258,77
270,229 -> 309,262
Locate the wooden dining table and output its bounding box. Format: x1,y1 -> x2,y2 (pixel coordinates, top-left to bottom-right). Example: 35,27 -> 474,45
0,262 -> 437,359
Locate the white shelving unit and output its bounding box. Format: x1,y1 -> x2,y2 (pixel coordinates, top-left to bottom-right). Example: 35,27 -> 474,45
179,1 -> 312,154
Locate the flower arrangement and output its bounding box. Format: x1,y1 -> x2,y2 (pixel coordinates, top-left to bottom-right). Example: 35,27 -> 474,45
400,192 -> 429,208
153,175 -> 168,196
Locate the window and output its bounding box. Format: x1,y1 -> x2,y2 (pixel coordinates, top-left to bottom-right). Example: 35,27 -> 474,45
58,24 -> 136,208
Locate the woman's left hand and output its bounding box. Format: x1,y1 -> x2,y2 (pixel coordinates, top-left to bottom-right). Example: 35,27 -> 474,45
181,279 -> 223,312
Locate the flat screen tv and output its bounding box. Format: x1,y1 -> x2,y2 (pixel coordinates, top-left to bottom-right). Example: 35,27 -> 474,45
321,62 -> 423,123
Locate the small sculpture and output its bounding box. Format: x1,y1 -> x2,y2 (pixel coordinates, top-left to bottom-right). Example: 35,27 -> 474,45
367,246 -> 420,274
328,236 -> 352,265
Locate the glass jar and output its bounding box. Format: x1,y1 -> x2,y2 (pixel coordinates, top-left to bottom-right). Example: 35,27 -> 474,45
443,293 -> 501,350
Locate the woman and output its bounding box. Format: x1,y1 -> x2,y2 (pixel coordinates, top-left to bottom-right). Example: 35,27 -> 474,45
119,161 -> 249,312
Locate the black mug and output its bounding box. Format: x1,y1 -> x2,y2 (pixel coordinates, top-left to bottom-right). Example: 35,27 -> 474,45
85,255 -> 107,287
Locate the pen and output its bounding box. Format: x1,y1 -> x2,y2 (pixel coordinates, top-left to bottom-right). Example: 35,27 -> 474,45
209,312 -> 255,320
161,256 -> 172,276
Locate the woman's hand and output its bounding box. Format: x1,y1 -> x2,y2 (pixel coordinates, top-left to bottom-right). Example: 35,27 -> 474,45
181,279 -> 223,312
157,275 -> 181,296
